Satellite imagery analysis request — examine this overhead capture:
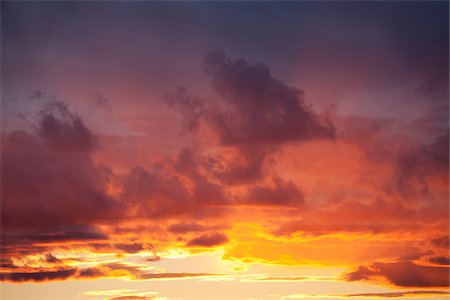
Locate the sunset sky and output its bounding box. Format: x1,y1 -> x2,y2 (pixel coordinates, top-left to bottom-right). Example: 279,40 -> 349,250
1,1 -> 449,299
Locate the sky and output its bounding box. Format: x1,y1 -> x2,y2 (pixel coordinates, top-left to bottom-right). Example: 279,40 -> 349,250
1,1 -> 449,299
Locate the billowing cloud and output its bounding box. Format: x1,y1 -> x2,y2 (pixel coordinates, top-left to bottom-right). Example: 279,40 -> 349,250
168,51 -> 335,185
202,50 -> 335,146
0,130 -> 120,230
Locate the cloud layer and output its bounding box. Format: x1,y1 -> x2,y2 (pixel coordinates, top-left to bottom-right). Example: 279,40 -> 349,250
1,50 -> 448,292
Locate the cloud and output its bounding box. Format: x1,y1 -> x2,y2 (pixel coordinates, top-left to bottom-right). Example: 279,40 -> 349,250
187,232 -> 229,247
0,268 -> 77,283
0,97 -> 231,269
430,236 -> 449,249
2,226 -> 108,244
429,256 -> 450,265
247,275 -> 334,282
274,197 -> 419,236
345,261 -> 449,288
38,100 -> 97,153
1,52 -> 448,294
168,222 -> 226,234
107,297 -> 157,300
413,72 -> 449,103
168,222 -> 210,233
78,263 -> 218,281
120,165 -> 193,218
78,267 -> 107,279
0,100 -> 126,265
271,129 -> 449,237
168,51 -> 335,184
343,290 -> 450,298
85,242 -> 154,255
243,177 -> 304,207
85,289 -> 163,300
91,92 -> 112,113
0,260 -> 219,283
139,272 -> 217,280
202,50 -> 335,146
0,226 -> 109,259
1,130 -> 120,231
174,147 -> 227,206
387,132 -> 449,201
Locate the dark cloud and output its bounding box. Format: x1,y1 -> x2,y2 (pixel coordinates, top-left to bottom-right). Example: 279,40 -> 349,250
0,268 -> 77,283
0,225 -> 111,264
0,257 -> 19,270
1,130 -> 120,231
146,256 -> 161,262
187,232 -> 229,247
168,222 -> 226,234
2,227 -> 108,244
92,92 -> 112,113
429,256 -> 450,266
174,148 -> 228,205
113,243 -> 145,254
120,165 -> 193,218
0,260 -> 218,283
139,272 -> 216,280
243,177 -> 303,207
1,98 -> 230,267
424,131 -> 450,168
431,236 -> 449,249
166,87 -> 205,134
214,146 -> 271,185
85,263 -> 218,281
387,131 -> 449,201
345,261 -> 449,287
1,99 -> 122,263
38,100 -> 97,153
169,222 -> 209,233
203,50 -> 335,146
168,51 -> 335,184
79,241 -> 155,256
252,276 -> 307,281
343,290 -> 449,298
107,297 -> 156,300
44,253 -> 60,264
28,90 -> 45,101
77,267 -> 106,279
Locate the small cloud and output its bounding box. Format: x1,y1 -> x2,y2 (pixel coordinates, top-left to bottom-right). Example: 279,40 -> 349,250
187,232 -> 229,247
